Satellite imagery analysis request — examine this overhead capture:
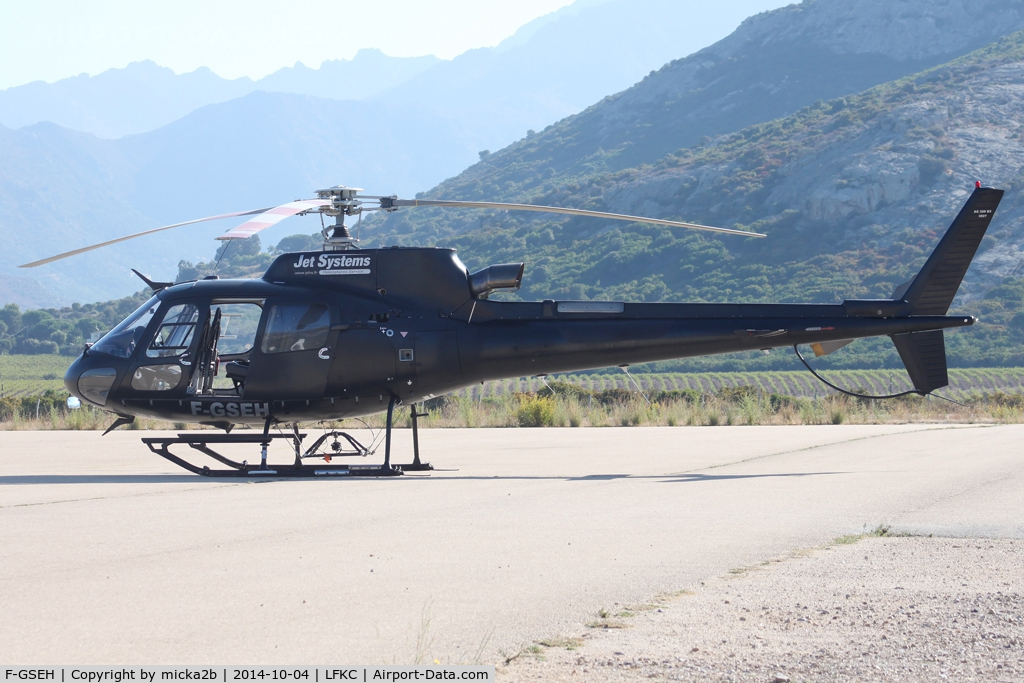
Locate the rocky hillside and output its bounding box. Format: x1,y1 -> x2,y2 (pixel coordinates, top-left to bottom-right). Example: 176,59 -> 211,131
367,35 -> 1024,300
379,0 -> 1024,197
364,26 -> 1024,369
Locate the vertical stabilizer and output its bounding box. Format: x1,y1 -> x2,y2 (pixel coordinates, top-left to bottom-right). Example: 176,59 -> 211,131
885,186 -> 1002,394
891,330 -> 948,393
899,187 -> 1003,314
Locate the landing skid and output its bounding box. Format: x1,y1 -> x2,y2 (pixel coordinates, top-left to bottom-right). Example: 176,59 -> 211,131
141,433 -> 406,477
141,397 -> 433,478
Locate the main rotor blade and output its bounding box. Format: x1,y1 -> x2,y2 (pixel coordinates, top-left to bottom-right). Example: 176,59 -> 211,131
390,199 -> 766,238
18,207 -> 274,268
216,199 -> 331,240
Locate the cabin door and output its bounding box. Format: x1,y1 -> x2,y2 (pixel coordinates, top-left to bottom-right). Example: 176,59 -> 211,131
243,301 -> 333,399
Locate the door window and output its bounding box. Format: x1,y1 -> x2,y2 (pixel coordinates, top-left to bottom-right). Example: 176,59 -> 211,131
213,302 -> 263,354
147,303 -> 200,358
261,304 -> 330,354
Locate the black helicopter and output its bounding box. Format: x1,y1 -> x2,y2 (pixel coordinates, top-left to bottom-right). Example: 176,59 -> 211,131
21,184 -> 1002,476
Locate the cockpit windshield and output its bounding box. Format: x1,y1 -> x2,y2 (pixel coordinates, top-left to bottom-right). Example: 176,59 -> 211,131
91,295 -> 161,359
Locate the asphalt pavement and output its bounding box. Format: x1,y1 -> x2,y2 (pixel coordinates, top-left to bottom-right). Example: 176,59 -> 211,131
0,424 -> 1020,664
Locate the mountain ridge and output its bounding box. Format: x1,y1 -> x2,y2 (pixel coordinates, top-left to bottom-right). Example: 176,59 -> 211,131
405,0 -> 1024,199
0,0 -> 783,142
0,90 -> 486,307
0,51 -> 440,138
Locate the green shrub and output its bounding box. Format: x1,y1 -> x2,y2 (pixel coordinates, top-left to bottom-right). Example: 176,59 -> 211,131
594,388 -> 635,405
516,395 -> 556,427
716,385 -> 759,402
0,396 -> 20,420
767,393 -> 797,410
651,389 -> 701,404
543,380 -> 594,400
982,392 -> 1024,408
0,389 -> 69,420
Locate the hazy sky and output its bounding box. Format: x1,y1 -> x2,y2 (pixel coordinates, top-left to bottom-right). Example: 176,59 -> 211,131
0,0 -> 592,90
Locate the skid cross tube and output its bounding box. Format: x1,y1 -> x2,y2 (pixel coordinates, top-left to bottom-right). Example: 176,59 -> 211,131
299,430 -> 370,461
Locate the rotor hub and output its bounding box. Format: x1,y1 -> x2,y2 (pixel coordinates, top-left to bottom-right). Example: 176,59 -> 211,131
316,186 -> 364,216
316,186 -> 364,250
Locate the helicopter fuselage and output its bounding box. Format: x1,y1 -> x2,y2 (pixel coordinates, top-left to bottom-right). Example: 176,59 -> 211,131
64,246 -> 973,427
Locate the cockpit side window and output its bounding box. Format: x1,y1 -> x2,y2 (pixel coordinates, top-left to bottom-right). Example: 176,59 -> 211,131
147,303 -> 200,358
91,296 -> 160,359
261,303 -> 330,354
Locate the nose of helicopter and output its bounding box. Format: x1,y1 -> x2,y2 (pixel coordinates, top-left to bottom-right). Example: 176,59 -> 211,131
64,355 -> 89,402
65,354 -> 121,407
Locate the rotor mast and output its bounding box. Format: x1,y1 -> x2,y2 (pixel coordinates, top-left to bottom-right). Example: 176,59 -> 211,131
317,186 -> 363,250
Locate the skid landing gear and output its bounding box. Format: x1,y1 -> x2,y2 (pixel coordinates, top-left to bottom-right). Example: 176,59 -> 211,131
142,397 -> 430,477
404,402 -> 433,472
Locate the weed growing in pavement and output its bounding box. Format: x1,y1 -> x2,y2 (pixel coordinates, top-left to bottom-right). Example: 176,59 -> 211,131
469,626 -> 495,665
536,636 -> 584,651
411,599 -> 435,666
586,607 -> 631,629
834,534 -> 864,545
869,524 -> 917,538
831,524 -> 919,547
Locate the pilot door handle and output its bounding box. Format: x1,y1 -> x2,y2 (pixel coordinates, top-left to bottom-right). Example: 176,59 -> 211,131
318,348 -> 331,360
179,353 -> 192,367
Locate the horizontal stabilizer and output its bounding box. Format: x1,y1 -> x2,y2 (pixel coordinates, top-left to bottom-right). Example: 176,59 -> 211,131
891,279 -> 913,300
901,187 -> 1003,314
891,330 -> 948,394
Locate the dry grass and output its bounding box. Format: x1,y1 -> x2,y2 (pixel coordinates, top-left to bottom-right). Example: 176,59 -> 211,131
1,389 -> 1021,431
0,404 -> 201,431
394,392 -> 1022,429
